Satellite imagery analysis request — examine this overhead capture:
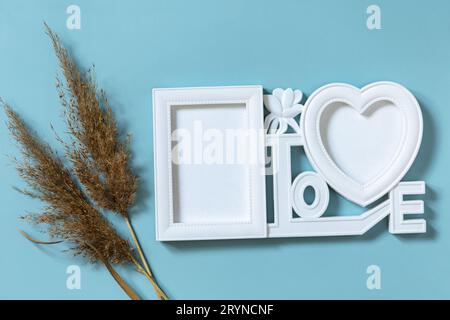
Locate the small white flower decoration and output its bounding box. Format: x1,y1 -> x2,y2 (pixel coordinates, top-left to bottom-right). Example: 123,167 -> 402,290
263,88 -> 304,134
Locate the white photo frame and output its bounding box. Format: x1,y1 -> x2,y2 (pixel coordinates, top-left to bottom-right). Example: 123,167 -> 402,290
301,82 -> 423,207
153,86 -> 267,241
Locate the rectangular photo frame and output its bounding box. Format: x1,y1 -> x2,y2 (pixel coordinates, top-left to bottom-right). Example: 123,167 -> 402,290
153,86 -> 267,241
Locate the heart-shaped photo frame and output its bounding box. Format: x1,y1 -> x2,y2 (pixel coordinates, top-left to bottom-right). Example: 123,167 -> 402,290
301,81 -> 423,207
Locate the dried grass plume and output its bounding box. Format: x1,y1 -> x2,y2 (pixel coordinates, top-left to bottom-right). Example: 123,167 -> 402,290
1,24 -> 168,300
3,102 -> 134,265
46,24 -> 138,218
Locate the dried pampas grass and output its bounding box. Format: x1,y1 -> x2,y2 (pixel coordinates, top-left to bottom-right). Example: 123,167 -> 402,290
47,25 -> 137,218
4,104 -> 134,265
2,24 -> 167,300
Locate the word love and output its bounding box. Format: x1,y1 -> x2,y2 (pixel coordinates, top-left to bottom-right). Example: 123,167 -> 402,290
265,82 -> 426,237
266,82 -> 425,237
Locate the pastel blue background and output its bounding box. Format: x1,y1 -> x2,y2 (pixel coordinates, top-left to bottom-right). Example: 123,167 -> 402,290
0,0 -> 448,299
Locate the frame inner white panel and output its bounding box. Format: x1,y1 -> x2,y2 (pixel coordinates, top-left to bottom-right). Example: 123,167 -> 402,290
170,103 -> 251,224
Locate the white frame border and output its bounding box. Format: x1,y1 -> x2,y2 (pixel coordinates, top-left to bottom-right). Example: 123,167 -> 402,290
153,85 -> 267,241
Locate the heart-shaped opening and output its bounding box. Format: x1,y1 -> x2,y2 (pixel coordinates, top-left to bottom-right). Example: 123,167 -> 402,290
319,100 -> 405,186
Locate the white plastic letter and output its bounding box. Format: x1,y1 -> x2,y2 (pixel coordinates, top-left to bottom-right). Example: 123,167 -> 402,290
291,172 -> 329,219
389,181 -> 426,234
